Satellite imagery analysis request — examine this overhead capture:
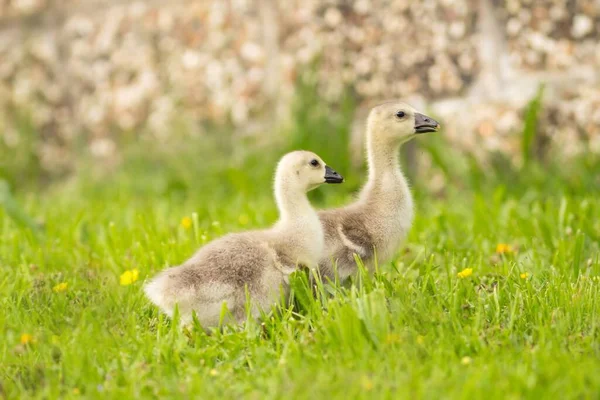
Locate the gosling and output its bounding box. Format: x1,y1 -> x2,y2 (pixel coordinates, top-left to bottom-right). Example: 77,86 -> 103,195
318,101 -> 439,281
144,151 -> 344,328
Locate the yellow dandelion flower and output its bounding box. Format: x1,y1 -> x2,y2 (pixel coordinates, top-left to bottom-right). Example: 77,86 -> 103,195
520,272 -> 529,279
461,356 -> 472,365
238,214 -> 249,225
53,282 -> 68,293
496,243 -> 514,254
360,375 -> 374,391
457,268 -> 473,278
20,333 -> 35,345
119,269 -> 139,286
209,369 -> 219,377
180,216 -> 192,229
416,335 -> 425,345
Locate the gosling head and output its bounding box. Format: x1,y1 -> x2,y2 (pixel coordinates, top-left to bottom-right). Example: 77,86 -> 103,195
276,151 -> 344,193
367,101 -> 440,145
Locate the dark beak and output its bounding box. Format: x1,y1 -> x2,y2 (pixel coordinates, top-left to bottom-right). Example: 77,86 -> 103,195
414,112 -> 440,134
324,165 -> 344,184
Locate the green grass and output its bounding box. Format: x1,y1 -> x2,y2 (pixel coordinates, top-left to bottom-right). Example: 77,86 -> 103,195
2,150 -> 600,399
1,89 -> 600,398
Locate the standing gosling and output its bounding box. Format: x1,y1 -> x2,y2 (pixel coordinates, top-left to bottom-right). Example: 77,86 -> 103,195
144,151 -> 343,328
318,101 -> 439,281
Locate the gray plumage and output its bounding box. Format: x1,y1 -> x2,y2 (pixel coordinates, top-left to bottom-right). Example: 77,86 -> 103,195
318,101 -> 439,281
145,151 -> 343,328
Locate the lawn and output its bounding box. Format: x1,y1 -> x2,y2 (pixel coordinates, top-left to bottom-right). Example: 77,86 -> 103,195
1,117 -> 600,399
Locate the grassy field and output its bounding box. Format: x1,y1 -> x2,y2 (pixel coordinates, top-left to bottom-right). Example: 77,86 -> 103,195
1,101 -> 600,399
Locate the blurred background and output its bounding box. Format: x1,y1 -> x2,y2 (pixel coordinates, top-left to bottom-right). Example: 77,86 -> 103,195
2,3 -> 600,396
0,0 -> 599,201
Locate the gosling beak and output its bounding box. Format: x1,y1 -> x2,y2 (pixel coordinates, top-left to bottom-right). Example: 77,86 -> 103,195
414,113 -> 440,134
324,165 -> 344,184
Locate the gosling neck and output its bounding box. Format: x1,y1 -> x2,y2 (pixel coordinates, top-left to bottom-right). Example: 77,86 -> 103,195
365,130 -> 404,184
358,126 -> 413,208
274,181 -> 316,225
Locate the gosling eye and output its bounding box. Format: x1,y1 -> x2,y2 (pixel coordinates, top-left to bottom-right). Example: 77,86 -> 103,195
395,111 -> 406,119
310,159 -> 320,167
